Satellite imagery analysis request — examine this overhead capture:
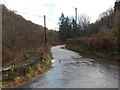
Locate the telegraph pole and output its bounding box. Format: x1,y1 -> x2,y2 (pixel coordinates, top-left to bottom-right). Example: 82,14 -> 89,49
44,15 -> 47,44
75,7 -> 77,23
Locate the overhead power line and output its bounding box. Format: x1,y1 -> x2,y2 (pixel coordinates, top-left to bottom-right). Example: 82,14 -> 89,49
16,10 -> 44,18
13,10 -> 58,30
15,10 -> 57,24
46,17 -> 57,24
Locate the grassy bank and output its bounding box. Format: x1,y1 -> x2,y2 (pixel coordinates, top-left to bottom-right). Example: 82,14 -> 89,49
66,44 -> 119,64
2,46 -> 52,88
66,36 -> 119,62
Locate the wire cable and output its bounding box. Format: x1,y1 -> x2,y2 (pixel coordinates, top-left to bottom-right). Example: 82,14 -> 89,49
15,10 -> 44,18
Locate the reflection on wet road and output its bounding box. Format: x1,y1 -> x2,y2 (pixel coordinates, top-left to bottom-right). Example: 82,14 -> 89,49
18,45 -> 118,88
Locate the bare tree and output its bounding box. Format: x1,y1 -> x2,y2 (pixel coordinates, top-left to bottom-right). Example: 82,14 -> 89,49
78,15 -> 91,29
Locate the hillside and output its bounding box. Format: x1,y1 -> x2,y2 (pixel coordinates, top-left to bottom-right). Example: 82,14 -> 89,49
2,5 -> 46,66
2,5 -> 55,88
65,1 -> 120,61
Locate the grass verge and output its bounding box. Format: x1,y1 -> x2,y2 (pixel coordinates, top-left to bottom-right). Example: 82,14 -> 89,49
66,44 -> 119,64
2,46 -> 52,88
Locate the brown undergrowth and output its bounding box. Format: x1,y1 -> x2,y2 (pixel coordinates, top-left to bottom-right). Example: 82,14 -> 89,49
2,46 -> 52,88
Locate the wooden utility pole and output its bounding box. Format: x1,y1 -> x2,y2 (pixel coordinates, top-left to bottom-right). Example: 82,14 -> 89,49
75,8 -> 77,23
44,15 -> 47,44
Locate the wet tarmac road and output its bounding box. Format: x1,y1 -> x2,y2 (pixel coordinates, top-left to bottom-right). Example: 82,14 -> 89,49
18,45 -> 118,88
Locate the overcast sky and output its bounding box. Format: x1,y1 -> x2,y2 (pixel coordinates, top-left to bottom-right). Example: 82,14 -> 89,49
0,0 -> 116,30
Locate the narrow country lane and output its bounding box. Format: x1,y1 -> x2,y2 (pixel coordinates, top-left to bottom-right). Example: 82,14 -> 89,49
17,45 -> 118,88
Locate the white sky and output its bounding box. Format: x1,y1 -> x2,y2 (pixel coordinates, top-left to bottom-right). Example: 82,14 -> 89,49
0,0 -> 115,30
